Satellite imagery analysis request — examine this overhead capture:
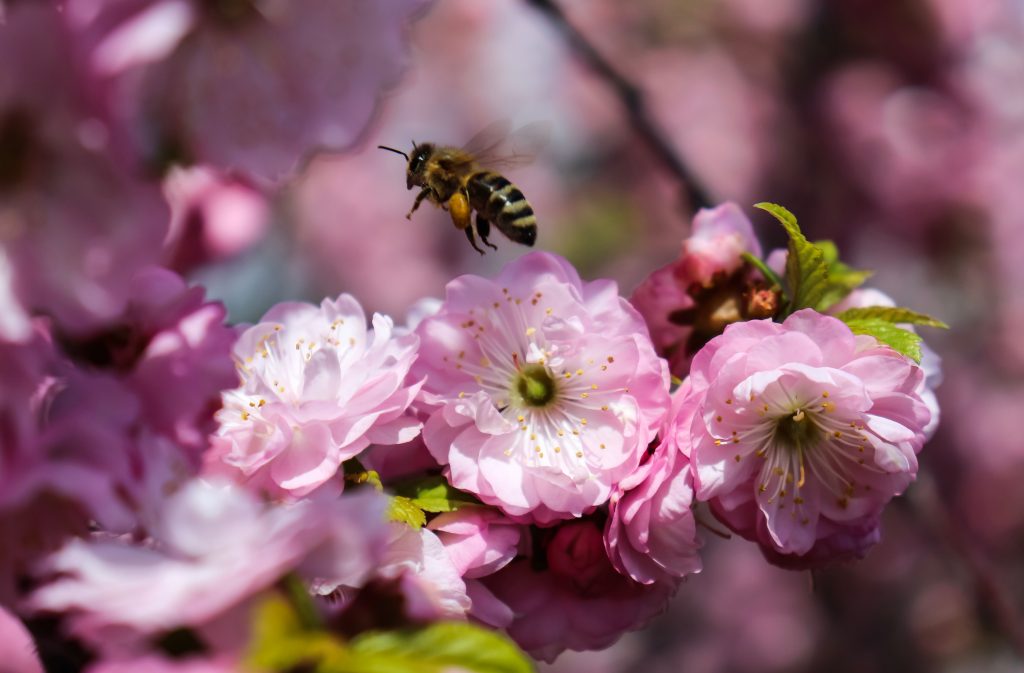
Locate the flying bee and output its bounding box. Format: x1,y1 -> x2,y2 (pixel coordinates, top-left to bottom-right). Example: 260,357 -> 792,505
378,122 -> 546,254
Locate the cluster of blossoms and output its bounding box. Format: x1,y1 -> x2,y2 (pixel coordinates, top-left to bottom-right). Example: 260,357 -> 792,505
0,2 -> 943,671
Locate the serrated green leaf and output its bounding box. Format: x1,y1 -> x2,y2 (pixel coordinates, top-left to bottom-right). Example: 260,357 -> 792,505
388,496 -> 426,528
835,306 -> 948,329
842,318 -> 923,362
245,596 -> 347,673
755,203 -> 830,315
407,476 -> 478,514
348,622 -> 534,673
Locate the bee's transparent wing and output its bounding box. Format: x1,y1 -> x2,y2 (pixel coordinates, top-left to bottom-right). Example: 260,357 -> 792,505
463,121 -> 550,169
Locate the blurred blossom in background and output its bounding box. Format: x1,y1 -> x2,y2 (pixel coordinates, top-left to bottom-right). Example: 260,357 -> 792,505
3,0 -> 1024,671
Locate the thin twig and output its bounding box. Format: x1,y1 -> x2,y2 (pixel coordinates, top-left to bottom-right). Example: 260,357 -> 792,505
524,0 -> 714,212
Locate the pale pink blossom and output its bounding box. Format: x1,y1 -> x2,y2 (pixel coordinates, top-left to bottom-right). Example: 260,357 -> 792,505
415,252 -> 670,524
0,606 -> 43,673
605,381 -> 702,585
689,310 -> 932,563
87,656 -> 239,673
483,520 -> 675,662
428,508 -> 523,578
162,165 -> 270,272
631,203 -> 765,378
212,295 -> 422,497
68,0 -> 431,181
29,480 -> 389,654
376,525 -> 471,621
0,4 -> 168,335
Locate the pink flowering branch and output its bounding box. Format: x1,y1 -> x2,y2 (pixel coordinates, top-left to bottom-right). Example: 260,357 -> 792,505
524,0 -> 714,212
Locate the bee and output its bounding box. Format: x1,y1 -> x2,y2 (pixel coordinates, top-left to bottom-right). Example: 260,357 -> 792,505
378,122 -> 546,254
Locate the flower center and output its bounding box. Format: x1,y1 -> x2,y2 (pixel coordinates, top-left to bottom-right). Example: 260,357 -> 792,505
775,407 -> 822,451
511,363 -> 558,408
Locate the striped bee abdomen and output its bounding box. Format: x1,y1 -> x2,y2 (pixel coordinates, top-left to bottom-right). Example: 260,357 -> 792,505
467,170 -> 537,246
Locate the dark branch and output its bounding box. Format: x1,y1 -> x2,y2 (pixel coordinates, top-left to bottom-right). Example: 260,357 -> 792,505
524,0 -> 714,212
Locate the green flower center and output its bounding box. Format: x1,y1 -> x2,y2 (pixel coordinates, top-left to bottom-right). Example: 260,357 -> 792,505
511,363 -> 558,408
775,408 -> 822,451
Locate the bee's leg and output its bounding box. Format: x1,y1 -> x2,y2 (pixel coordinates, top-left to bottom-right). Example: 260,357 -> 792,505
464,226 -> 486,255
448,192 -> 484,255
406,188 -> 432,219
475,214 -> 498,250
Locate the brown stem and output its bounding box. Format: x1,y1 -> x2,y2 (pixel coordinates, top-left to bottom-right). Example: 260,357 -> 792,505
524,0 -> 714,212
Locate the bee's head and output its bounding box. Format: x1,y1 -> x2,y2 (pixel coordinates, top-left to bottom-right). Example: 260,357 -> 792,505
405,142 -> 434,189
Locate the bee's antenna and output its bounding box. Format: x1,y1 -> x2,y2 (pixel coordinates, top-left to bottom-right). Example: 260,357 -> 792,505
377,145 -> 409,160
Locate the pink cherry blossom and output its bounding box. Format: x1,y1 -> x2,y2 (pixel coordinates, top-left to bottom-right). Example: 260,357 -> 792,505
376,525 -> 471,621
428,508 -> 523,578
72,267 -> 238,458
482,520 -> 675,662
414,252 -> 670,524
212,294 -> 422,498
162,165 -> 270,272
689,309 -> 932,563
630,202 -> 766,378
29,480 -> 389,655
69,0 -> 432,181
0,606 -> 44,673
0,3 -> 169,336
605,380 -> 703,585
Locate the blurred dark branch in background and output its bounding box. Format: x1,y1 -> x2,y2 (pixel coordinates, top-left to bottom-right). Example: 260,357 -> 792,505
524,0 -> 714,213
912,472 -> 1024,661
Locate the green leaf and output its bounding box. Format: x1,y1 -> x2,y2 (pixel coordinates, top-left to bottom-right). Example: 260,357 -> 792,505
740,252 -> 785,293
245,596 -> 347,673
812,240 -> 873,309
835,306 -> 948,329
388,496 -> 426,528
754,203 -> 830,315
348,622 -> 534,673
400,476 -> 479,514
842,318 -> 923,362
